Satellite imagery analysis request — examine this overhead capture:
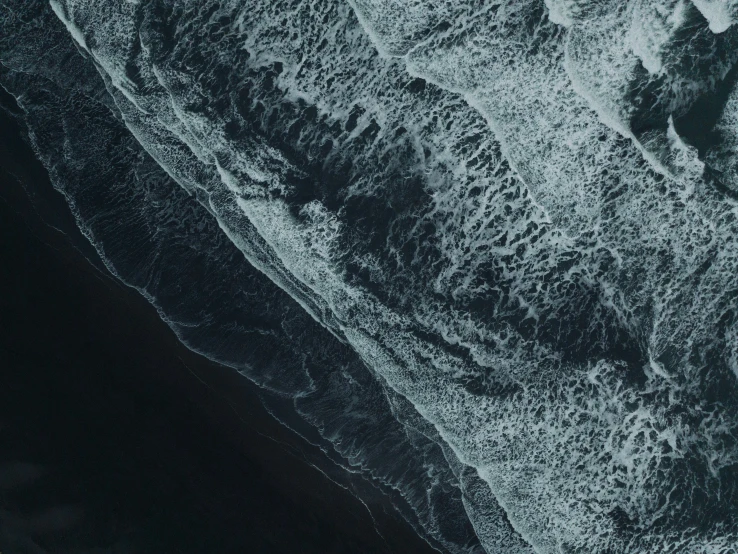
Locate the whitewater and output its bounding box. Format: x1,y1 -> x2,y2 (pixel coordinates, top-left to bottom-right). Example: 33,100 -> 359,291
3,0 -> 738,552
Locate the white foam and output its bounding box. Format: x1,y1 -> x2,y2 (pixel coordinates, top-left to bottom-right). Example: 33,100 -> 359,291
691,0 -> 738,33
49,0 -> 738,552
544,0 -> 610,26
49,0 -> 88,51
629,0 -> 691,75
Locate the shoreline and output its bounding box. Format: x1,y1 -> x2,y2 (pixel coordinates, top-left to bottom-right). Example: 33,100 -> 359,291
0,105 -> 439,553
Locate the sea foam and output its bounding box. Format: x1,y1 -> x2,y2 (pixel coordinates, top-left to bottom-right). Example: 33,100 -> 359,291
5,0 -> 738,552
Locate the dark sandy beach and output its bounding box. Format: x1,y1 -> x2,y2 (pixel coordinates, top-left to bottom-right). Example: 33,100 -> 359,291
0,106 -> 438,554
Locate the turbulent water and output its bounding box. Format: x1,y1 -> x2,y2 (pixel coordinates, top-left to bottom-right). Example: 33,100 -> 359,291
3,0 -> 738,552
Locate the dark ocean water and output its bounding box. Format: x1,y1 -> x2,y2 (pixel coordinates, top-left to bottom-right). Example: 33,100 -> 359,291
0,108 -> 436,554
4,1 -> 738,552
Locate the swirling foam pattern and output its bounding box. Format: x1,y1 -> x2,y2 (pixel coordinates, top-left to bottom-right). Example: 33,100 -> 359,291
3,0 -> 738,552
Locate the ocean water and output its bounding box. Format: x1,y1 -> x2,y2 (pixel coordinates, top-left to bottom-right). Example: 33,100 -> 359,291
2,1 -> 738,552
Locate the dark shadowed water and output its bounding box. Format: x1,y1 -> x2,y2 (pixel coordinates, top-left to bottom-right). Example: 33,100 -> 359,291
0,108 -> 438,554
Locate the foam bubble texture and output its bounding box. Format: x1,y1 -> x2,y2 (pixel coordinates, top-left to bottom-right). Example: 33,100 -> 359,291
10,0 -> 738,552
692,0 -> 738,32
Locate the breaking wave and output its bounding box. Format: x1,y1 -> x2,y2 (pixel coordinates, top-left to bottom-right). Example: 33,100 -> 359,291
4,0 -> 738,551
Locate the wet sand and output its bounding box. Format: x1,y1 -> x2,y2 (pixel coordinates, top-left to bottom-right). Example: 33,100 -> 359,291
0,107 -> 439,554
